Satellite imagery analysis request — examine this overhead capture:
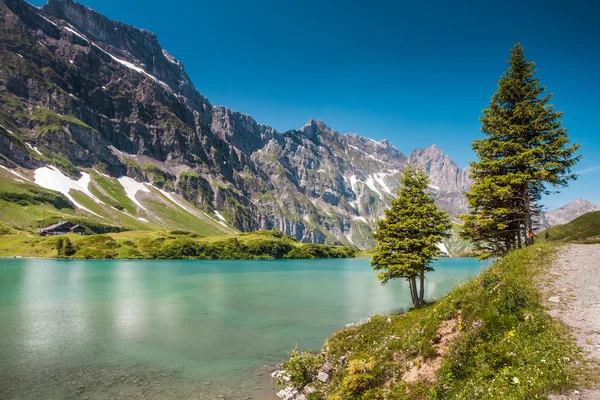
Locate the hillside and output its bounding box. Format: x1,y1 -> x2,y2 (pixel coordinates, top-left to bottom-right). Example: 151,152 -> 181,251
0,0 -> 470,249
540,211 -> 600,244
274,243 -> 588,399
0,229 -> 355,259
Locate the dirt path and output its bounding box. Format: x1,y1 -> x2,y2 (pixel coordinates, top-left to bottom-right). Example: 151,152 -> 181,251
546,244 -> 600,400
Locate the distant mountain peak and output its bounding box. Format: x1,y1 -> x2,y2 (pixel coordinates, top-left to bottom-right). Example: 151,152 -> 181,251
539,198 -> 600,228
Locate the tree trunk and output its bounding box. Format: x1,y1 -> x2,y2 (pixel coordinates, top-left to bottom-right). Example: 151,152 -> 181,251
408,278 -> 417,306
523,183 -> 532,245
418,268 -> 425,306
410,276 -> 419,306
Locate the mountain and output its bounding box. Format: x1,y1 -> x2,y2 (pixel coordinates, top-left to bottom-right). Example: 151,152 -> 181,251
538,199 -> 600,229
0,0 -> 471,249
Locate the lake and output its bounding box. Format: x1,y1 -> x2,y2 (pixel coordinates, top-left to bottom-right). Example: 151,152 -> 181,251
0,257 -> 488,399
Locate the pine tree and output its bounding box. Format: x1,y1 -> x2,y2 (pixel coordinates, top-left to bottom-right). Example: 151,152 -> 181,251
462,44 -> 580,255
56,237 -> 64,258
63,238 -> 76,257
371,166 -> 451,307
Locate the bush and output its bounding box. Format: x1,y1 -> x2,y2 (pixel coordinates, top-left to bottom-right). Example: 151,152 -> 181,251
279,346 -> 325,390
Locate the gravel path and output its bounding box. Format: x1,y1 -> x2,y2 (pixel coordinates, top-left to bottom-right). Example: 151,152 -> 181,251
546,244 -> 600,400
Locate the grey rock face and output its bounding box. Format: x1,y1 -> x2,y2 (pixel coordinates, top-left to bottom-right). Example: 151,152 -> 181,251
0,0 -> 472,248
539,199 -> 600,228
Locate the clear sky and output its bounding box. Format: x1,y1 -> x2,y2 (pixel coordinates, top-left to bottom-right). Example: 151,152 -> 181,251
30,0 -> 600,209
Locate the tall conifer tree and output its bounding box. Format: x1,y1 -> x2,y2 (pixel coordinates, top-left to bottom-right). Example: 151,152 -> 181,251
462,44 -> 580,255
372,166 -> 451,306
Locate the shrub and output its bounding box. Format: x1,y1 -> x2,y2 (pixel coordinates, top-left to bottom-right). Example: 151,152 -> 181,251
278,346 -> 325,390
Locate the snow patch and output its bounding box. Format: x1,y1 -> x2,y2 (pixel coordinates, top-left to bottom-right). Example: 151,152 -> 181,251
108,145 -> 130,157
136,217 -> 149,222
213,210 -> 229,227
348,175 -> 359,190
34,166 -> 105,217
364,176 -> 383,197
39,14 -> 57,26
156,187 -> 194,214
428,184 -> 440,191
93,44 -> 170,90
353,216 -> 368,224
371,172 -> 394,195
347,144 -> 384,163
0,124 -> 14,134
25,143 -> 42,156
118,176 -> 150,210
0,165 -> 31,181
436,242 -> 449,255
93,168 -> 110,178
63,26 -> 89,42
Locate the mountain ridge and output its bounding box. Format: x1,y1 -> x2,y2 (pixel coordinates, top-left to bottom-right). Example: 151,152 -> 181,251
0,0 -> 471,248
539,199 -> 600,229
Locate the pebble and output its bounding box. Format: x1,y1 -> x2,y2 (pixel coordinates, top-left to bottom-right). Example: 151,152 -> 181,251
548,296 -> 561,303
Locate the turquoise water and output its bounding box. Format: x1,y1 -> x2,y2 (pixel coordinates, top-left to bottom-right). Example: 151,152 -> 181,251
0,257 -> 487,399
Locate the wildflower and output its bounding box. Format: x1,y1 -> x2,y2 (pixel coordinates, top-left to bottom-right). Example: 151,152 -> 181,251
505,329 -> 516,342
513,377 -> 519,384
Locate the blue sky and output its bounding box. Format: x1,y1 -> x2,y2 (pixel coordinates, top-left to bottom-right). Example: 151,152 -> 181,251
30,0 -> 600,209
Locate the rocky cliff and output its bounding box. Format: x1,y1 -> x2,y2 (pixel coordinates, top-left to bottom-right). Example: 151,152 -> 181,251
0,0 -> 471,248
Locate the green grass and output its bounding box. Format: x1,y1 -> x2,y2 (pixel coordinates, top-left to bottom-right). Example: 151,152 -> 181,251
279,243 -> 585,399
0,177 -> 72,209
0,229 -> 356,260
539,211 -> 600,244
90,171 -> 138,214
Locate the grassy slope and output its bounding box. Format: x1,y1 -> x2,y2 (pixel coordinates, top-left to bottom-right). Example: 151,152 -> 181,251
0,168 -> 234,235
539,211 -> 600,244
282,243 -> 588,399
0,230 -> 356,260
0,174 -> 123,232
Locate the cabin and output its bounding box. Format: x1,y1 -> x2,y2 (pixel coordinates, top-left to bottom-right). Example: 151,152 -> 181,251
38,221 -> 86,236
70,225 -> 86,235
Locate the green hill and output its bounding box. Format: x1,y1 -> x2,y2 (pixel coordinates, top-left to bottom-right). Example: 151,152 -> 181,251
540,211 -> 600,244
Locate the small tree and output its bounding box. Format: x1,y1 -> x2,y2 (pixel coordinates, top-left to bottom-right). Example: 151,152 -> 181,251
371,166 -> 451,306
63,238 -> 76,257
55,237 -> 64,258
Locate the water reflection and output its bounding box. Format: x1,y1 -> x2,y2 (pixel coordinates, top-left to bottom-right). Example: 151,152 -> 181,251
0,257 -> 488,396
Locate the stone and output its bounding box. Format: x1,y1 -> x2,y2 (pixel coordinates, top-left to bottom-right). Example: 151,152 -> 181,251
548,296 -> 561,303
317,371 -> 329,383
276,388 -> 296,400
304,385 -> 316,394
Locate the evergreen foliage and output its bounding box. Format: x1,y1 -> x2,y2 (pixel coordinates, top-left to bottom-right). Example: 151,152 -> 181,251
62,238 -> 76,257
55,237 -> 64,257
55,237 -> 77,258
371,166 -> 451,306
461,44 -> 580,255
